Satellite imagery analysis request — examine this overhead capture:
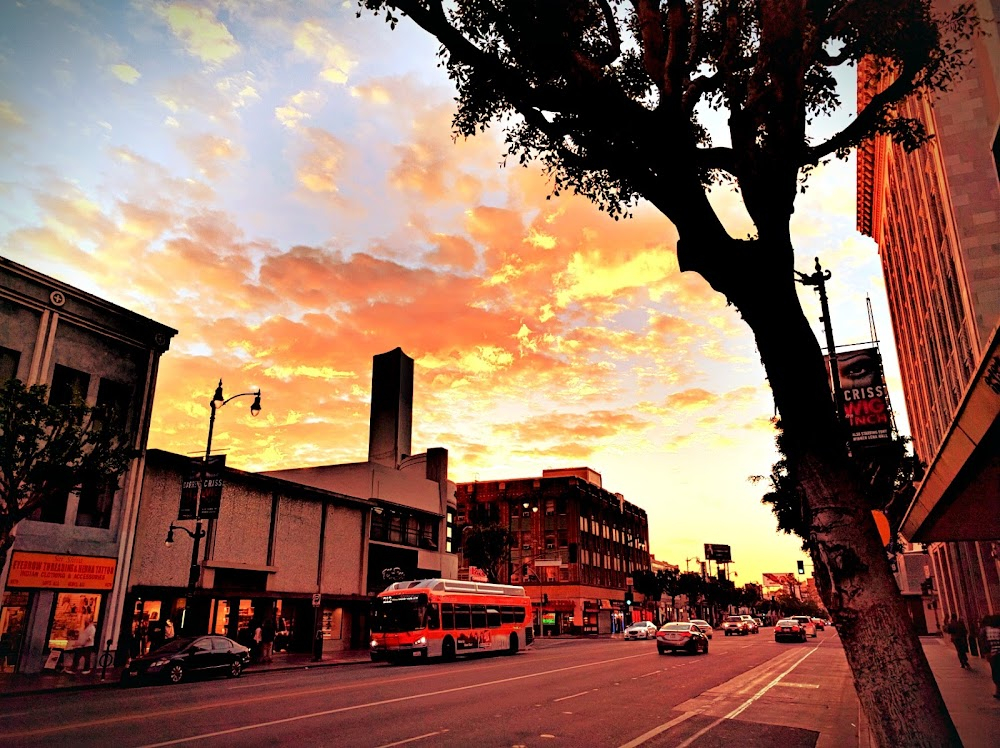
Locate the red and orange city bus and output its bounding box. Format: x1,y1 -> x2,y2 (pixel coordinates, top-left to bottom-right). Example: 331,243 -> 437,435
369,578 -> 533,663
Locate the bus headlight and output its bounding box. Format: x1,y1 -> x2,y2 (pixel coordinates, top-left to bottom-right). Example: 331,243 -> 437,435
414,636 -> 427,647
370,639 -> 379,649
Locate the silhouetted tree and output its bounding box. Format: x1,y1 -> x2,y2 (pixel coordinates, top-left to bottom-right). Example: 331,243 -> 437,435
462,523 -> 515,583
0,379 -> 133,567
357,3 -> 980,741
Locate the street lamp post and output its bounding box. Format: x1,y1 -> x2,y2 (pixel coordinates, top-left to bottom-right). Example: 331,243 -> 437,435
165,379 -> 261,630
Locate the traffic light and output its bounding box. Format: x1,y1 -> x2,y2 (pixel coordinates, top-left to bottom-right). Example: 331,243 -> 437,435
543,593 -> 549,605
797,560 -> 805,575
624,589 -> 633,607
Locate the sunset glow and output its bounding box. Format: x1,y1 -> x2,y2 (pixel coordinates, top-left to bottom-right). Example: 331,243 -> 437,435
0,1 -> 907,584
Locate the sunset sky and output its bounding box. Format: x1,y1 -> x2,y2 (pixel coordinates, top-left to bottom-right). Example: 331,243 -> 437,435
0,1 -> 908,585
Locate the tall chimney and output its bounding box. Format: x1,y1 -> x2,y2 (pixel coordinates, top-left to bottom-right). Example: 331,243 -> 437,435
368,347 -> 413,467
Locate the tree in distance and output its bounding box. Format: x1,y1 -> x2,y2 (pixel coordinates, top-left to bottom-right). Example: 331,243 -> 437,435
462,523 -> 516,584
0,378 -> 134,567
357,2 -> 980,743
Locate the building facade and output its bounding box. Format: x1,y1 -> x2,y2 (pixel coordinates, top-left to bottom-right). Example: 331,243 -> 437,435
857,0 -> 1000,641
0,257 -> 176,674
126,450 -> 374,658
456,468 -> 651,635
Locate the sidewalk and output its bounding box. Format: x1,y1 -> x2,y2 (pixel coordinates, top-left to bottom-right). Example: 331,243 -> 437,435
856,636 -> 999,748
0,647 -> 371,698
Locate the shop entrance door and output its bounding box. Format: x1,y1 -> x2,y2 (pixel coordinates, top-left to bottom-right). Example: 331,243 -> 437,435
1,591 -> 30,674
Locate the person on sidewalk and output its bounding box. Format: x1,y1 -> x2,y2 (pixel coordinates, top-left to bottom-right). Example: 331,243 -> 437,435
69,619 -> 97,674
982,614 -> 1000,699
259,616 -> 276,663
945,614 -> 972,669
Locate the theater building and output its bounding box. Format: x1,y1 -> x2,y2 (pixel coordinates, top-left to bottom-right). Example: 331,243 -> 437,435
0,257 -> 176,674
857,2 -> 1000,636
455,468 -> 651,635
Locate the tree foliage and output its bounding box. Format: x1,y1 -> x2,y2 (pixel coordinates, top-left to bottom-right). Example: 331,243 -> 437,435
462,523 -> 516,583
0,378 -> 134,565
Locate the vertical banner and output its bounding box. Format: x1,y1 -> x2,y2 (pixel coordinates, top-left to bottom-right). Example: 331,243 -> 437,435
178,460 -> 200,521
197,454 -> 226,519
826,347 -> 892,447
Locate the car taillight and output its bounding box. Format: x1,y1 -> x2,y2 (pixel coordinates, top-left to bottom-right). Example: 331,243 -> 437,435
791,625 -> 800,631
681,631 -> 691,637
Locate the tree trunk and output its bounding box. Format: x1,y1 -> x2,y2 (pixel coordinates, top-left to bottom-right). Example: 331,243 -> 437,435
685,238 -> 961,746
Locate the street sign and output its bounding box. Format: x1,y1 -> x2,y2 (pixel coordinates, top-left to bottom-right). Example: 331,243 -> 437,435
534,560 -> 562,567
312,593 -> 321,607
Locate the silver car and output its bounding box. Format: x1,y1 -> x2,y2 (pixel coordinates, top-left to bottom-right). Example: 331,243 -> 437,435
624,621 -> 658,640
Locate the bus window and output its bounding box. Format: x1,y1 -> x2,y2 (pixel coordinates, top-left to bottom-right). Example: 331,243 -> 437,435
486,607 -> 501,628
500,606 -> 515,624
426,603 -> 440,630
441,603 -> 454,629
514,607 -> 526,624
454,604 -> 472,629
472,605 -> 488,629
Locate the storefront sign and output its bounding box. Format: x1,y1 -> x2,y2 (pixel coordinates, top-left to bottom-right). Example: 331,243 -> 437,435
7,552 -> 117,590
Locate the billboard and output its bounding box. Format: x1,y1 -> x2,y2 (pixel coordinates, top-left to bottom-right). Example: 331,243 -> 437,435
827,347 -> 892,448
762,573 -> 798,591
704,544 -> 732,562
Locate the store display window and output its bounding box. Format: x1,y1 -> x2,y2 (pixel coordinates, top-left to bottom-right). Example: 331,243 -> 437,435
48,592 -> 102,651
1,591 -> 30,673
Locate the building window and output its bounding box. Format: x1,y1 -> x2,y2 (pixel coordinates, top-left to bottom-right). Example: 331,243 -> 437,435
0,346 -> 20,383
50,364 -> 90,405
371,511 -> 387,541
405,516 -> 420,546
76,378 -> 133,529
446,508 -> 455,553
388,514 -> 403,543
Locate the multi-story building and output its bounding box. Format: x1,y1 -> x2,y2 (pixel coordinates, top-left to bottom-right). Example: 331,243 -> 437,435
456,468 -> 651,635
126,347 -> 459,657
857,0 -> 1000,640
0,257 -> 176,673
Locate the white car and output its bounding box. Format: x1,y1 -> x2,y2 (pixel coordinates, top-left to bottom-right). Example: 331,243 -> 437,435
789,615 -> 817,638
689,619 -> 714,639
624,621 -> 658,640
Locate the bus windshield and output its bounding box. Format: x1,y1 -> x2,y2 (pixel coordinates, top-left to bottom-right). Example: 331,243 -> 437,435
371,593 -> 429,633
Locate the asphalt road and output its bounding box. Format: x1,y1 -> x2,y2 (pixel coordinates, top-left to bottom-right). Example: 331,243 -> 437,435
3,628 -> 858,748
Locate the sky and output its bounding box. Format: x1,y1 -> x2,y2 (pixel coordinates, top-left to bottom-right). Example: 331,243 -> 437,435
0,0 -> 909,586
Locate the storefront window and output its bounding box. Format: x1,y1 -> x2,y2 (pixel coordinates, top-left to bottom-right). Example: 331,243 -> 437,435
48,593 -> 101,651
320,607 -> 343,640
1,591 -> 29,673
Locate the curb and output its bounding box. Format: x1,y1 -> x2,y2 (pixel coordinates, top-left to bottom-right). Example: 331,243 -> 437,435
0,656 -> 371,699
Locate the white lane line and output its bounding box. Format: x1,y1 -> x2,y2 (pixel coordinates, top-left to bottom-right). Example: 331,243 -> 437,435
637,670 -> 661,679
227,678 -> 297,690
134,651 -> 654,747
671,646 -> 820,748
553,689 -> 595,702
776,682 -> 820,689
618,712 -> 700,748
376,729 -> 449,747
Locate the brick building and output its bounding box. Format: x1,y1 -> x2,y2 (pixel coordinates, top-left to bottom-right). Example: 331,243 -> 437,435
856,0 -> 1000,637
456,468 -> 651,635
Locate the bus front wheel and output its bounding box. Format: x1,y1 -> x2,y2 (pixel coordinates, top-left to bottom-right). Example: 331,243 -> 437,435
508,634 -> 519,655
442,637 -> 456,661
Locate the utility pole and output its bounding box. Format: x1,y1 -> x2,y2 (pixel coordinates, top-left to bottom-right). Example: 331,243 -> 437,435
795,257 -> 844,420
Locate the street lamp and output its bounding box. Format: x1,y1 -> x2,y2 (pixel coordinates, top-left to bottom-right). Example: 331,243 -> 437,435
166,379 -> 261,611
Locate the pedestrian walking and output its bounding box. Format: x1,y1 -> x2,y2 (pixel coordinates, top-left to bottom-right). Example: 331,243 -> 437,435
945,614 -> 971,669
982,614 -> 1000,699
260,616 -> 275,663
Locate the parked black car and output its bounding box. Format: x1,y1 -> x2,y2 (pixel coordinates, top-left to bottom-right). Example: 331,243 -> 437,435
121,635 -> 250,685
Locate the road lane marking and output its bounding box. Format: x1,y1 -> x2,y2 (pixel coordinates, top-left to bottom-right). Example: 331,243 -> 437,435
670,646 -> 821,748
9,650 -> 652,742
776,682 -> 820,688
553,689 -> 596,702
619,643 -> 823,748
618,711 -> 700,748
376,729 -> 449,747
227,678 -> 298,690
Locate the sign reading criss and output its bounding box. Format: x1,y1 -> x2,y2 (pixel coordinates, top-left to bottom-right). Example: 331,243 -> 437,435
7,551 -> 117,590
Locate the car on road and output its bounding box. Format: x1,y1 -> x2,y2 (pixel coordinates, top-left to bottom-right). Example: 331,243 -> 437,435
121,635 -> 250,685
740,615 -> 760,634
811,617 -> 825,631
656,622 -> 709,655
790,615 -> 817,637
690,619 -> 714,639
624,621 -> 658,640
774,618 -> 809,642
722,615 -> 750,636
